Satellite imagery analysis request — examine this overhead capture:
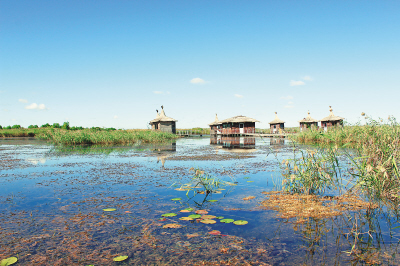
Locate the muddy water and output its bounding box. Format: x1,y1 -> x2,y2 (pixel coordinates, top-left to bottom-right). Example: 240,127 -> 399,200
1,137 -> 399,265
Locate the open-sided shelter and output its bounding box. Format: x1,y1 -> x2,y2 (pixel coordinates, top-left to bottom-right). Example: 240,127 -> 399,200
217,115 -> 259,135
320,106 -> 344,131
269,112 -> 285,134
299,111 -> 318,131
149,106 -> 177,134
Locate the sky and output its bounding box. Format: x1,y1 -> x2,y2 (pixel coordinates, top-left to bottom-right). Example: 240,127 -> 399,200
1,0 -> 399,129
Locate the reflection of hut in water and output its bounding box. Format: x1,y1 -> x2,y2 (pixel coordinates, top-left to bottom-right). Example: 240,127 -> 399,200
299,111 -> 319,131
214,115 -> 259,136
149,106 -> 177,134
270,138 -> 285,145
209,114 -> 221,135
320,106 -> 344,131
269,112 -> 285,134
210,135 -> 222,145
221,137 -> 256,149
153,142 -> 176,168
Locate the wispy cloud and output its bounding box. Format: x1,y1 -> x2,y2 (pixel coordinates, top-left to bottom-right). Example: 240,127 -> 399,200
290,80 -> 305,86
113,115 -> 118,119
288,101 -> 294,104
153,91 -> 163,94
19,99 -> 28,103
190,78 -> 206,84
302,76 -> 313,81
280,95 -> 293,100
25,103 -> 46,110
234,94 -> 243,98
284,105 -> 294,109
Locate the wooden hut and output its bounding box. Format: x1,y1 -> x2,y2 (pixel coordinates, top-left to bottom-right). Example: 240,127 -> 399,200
218,115 -> 259,135
208,114 -> 221,135
149,106 -> 177,134
269,112 -> 285,134
299,111 -> 318,131
320,106 -> 344,131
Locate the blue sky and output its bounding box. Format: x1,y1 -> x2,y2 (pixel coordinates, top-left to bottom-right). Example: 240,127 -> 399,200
1,0 -> 399,129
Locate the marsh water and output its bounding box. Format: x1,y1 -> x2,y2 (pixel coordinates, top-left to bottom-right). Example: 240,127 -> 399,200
1,137 -> 399,265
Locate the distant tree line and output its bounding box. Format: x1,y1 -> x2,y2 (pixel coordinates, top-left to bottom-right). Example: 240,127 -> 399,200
0,122 -> 117,131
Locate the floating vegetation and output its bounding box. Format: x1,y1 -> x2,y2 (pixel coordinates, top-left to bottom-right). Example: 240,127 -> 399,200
171,197 -> 182,201
180,207 -> 194,213
195,210 -> 208,214
260,191 -> 378,224
200,219 -> 216,224
163,223 -> 182,228
209,230 -> 221,235
242,196 -> 255,200
216,216 -> 224,219
220,219 -> 234,223
201,215 -> 216,219
233,220 -> 248,225
207,199 -> 218,202
0,257 -> 18,266
188,214 -> 202,219
113,255 -> 128,262
161,213 -> 177,217
179,217 -> 194,221
102,208 -> 116,212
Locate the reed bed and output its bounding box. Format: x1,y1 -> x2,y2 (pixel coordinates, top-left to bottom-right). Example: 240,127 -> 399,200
0,128 -> 41,137
288,116 -> 400,200
35,129 -> 178,145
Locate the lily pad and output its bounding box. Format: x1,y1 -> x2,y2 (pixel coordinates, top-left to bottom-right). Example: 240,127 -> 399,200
102,208 -> 116,212
243,196 -> 256,200
175,188 -> 190,191
195,210 -> 208,214
171,198 -> 182,201
214,191 -> 222,194
200,219 -> 216,224
201,215 -> 216,219
163,223 -> 182,228
179,217 -> 194,221
233,220 -> 248,225
220,218 -> 234,223
207,200 -> 218,202
216,216 -> 224,219
188,214 -> 202,219
0,257 -> 18,266
247,181 -> 254,183
113,255 -> 128,262
183,207 -> 194,211
243,176 -> 251,179
161,213 -> 177,217
208,230 -> 221,235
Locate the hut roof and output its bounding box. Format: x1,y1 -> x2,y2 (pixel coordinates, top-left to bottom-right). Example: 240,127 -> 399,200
208,114 -> 221,126
299,111 -> 319,123
269,112 -> 285,124
150,106 -> 177,123
320,106 -> 344,122
220,115 -> 260,123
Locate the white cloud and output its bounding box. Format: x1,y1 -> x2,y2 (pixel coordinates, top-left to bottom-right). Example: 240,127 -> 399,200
302,76 -> 313,81
19,99 -> 28,103
190,78 -> 206,84
284,105 -> 294,109
290,80 -> 305,86
288,101 -> 294,104
113,115 -> 118,119
234,94 -> 243,98
280,95 -> 293,100
153,91 -> 163,94
25,103 -> 46,110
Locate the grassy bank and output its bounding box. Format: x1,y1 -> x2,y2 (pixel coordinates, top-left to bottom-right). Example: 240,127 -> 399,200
286,117 -> 400,200
1,128 -> 178,145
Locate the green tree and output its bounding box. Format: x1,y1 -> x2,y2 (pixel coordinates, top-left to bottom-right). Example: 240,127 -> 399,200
61,122 -> 70,130
11,125 -> 21,129
41,123 -> 51,128
52,123 -> 61,128
28,125 -> 39,128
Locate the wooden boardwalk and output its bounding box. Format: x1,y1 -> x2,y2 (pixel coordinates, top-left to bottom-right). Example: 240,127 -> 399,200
242,133 -> 289,138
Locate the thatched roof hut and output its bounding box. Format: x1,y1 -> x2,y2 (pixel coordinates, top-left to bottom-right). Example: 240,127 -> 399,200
208,114 -> 221,126
149,106 -> 177,134
299,111 -> 318,131
220,115 -> 260,124
320,106 -> 344,130
269,112 -> 285,134
269,112 -> 285,125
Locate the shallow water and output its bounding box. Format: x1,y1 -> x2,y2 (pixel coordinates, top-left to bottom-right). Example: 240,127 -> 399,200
1,137 -> 399,265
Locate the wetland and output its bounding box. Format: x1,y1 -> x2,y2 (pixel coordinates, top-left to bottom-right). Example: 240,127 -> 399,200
1,137 -> 400,265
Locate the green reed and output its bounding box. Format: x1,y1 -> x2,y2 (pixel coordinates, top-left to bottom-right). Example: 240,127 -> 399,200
288,116 -> 400,199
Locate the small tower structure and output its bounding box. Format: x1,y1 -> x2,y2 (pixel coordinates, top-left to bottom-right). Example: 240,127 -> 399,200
149,106 -> 177,134
320,106 -> 344,131
208,114 -> 221,135
269,112 -> 285,134
299,111 -> 318,131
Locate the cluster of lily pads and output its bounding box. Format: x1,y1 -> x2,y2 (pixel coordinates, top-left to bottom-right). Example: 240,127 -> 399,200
161,207 -> 248,228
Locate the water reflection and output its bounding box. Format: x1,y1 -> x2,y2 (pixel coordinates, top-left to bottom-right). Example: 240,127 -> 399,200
210,136 -> 256,149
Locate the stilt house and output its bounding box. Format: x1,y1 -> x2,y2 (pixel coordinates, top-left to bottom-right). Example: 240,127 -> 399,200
269,112 -> 285,134
208,114 -> 221,135
320,106 -> 344,131
149,106 -> 177,134
299,111 -> 318,131
210,115 -> 259,135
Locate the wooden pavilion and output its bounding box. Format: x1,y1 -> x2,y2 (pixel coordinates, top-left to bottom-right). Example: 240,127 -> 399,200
149,106 -> 177,134
299,111 -> 319,131
320,106 -> 344,131
269,112 -> 285,134
210,115 -> 259,135
208,114 -> 221,135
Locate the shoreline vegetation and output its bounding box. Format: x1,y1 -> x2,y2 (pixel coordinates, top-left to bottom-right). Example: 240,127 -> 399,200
0,122 -> 178,145
286,116 -> 400,201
